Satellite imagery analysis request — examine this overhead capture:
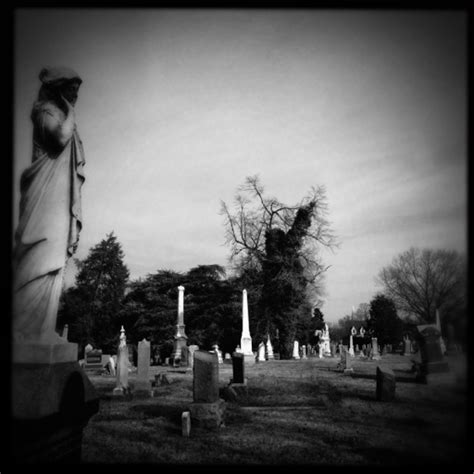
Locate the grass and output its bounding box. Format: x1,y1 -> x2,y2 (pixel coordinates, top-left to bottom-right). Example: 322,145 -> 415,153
81,353 -> 468,465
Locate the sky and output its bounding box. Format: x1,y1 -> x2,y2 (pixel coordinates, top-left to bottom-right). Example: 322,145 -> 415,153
13,9 -> 467,324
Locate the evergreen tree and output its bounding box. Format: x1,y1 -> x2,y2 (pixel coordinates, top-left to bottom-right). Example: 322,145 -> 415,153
58,232 -> 129,354
367,294 -> 404,347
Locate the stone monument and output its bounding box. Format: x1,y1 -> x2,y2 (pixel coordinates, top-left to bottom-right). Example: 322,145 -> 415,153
292,340 -> 300,359
371,337 -> 381,360
135,338 -> 152,396
113,326 -> 130,396
171,285 -> 188,365
265,334 -> 274,360
188,351 -> 226,430
11,67 -> 98,463
257,341 -> 266,362
349,326 -> 357,356
416,324 -> 449,376
301,345 -> 308,359
320,323 -> 331,356
240,289 -> 255,365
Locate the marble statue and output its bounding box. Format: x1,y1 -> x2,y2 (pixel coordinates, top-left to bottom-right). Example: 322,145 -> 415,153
13,67 -> 85,344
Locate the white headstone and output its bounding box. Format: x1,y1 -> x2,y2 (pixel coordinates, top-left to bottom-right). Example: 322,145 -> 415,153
292,340 -> 300,359
240,289 -> 253,357
257,342 -> 266,361
301,345 -> 308,359
266,334 -> 274,360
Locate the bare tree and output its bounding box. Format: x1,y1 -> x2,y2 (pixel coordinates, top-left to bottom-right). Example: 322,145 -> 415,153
220,175 -> 337,287
377,247 -> 466,324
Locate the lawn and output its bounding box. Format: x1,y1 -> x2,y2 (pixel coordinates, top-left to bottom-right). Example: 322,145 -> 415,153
81,353 -> 468,465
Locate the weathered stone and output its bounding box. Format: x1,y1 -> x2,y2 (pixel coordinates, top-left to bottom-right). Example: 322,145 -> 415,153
135,338 -> 152,396
182,411 -> 191,437
417,325 -> 450,375
376,366 -> 396,401
193,350 -> 219,403
187,345 -> 199,369
188,399 -> 226,430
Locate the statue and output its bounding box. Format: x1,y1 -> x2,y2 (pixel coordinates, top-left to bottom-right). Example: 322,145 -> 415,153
12,67 -> 85,344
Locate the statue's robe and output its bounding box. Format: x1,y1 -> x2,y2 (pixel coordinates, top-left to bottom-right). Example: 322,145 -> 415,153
13,101 -> 85,342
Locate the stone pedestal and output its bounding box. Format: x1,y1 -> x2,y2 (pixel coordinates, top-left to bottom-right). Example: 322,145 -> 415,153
190,351 -> 226,429
188,399 -> 226,430
12,341 -> 99,463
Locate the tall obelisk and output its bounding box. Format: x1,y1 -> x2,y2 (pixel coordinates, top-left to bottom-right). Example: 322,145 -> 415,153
172,285 -> 188,365
240,289 -> 255,364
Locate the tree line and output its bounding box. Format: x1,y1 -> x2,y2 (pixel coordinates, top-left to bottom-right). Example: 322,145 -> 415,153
57,176 -> 467,358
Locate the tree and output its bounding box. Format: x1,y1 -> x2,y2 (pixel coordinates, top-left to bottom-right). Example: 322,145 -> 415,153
220,175 -> 336,358
367,294 -> 404,347
377,248 -> 467,329
57,232 -> 130,353
119,265 -> 243,359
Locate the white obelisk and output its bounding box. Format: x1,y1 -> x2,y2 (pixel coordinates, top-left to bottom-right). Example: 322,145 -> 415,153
240,289 -> 255,364
172,285 -> 188,365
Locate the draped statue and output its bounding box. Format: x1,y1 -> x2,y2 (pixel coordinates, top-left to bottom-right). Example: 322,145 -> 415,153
13,67 -> 85,343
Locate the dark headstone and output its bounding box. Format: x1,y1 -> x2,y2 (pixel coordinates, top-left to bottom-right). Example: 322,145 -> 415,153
417,325 -> 449,374
193,350 -> 219,403
232,352 -> 245,384
84,349 -> 103,370
376,365 -> 396,401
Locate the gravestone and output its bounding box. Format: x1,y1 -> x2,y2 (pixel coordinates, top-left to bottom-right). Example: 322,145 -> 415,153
257,342 -> 266,362
135,338 -> 152,396
212,344 -> 223,364
113,326 -> 130,396
292,341 -> 300,359
416,325 -> 449,375
193,351 -> 219,403
187,344 -> 199,369
403,335 -> 411,356
84,349 -> 103,371
172,285 -> 188,366
371,337 -> 381,360
182,411 -> 191,437
265,335 -> 274,360
342,347 -> 353,374
301,345 -> 308,359
231,352 -> 245,384
240,289 -> 255,365
376,366 -> 396,401
189,351 -> 225,429
107,354 -> 116,376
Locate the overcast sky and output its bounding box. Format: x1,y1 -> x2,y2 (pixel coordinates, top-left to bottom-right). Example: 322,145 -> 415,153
13,9 -> 467,323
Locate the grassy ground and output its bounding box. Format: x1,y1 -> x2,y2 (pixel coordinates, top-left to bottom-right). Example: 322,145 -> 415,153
81,353 -> 468,465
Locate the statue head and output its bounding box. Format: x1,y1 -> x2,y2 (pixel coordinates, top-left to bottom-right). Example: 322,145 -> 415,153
38,66 -> 82,106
